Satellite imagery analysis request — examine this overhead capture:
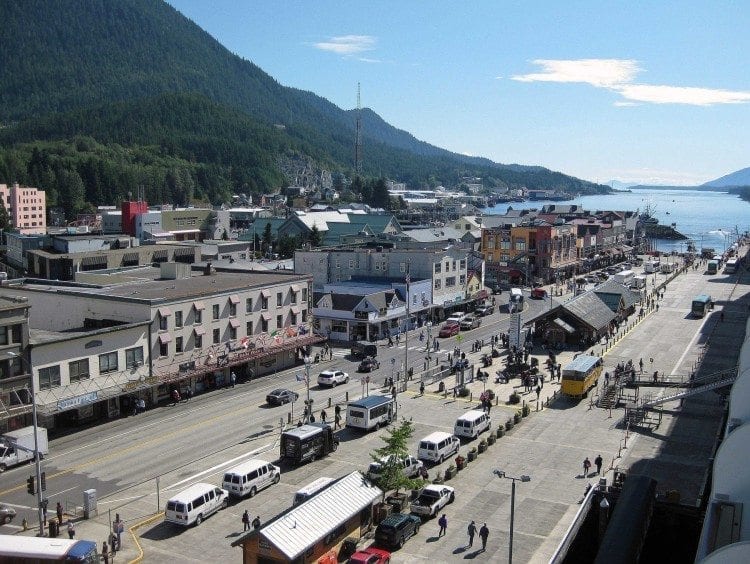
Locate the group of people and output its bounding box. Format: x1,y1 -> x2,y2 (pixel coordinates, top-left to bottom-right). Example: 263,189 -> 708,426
582,454 -> 604,477
241,510 -> 261,531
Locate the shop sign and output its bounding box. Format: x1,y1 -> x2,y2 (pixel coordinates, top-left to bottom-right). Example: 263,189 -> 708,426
58,391 -> 98,410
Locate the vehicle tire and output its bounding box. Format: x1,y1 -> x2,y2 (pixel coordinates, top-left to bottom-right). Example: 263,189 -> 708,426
398,536 -> 405,549
221,499 -> 228,510
344,376 -> 349,384
438,454 -> 444,463
273,474 -> 280,484
249,486 -> 257,498
0,463 -> 6,472
332,381 -> 337,387
195,514 -> 203,526
414,523 -> 420,534
332,442 -> 338,452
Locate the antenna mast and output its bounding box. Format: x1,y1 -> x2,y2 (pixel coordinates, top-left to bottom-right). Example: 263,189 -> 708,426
355,83 -> 363,174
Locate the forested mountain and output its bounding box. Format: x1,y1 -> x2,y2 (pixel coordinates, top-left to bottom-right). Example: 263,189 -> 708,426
0,0 -> 608,218
703,167 -> 750,188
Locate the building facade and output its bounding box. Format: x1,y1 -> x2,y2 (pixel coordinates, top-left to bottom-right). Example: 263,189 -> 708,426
0,183 -> 47,235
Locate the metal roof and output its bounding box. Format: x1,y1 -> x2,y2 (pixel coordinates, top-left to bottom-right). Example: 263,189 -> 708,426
563,355 -> 601,374
348,395 -> 392,409
258,471 -> 382,559
562,292 -> 616,331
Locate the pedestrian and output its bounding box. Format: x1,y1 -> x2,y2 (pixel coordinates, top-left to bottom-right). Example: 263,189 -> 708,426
186,387 -> 193,401
252,515 -> 261,530
438,514 -> 448,537
102,542 -> 110,564
230,371 -> 237,387
583,457 -> 591,476
420,381 -> 425,395
653,370 -> 658,383
535,385 -> 541,400
639,358 -> 644,373
479,523 -> 489,551
242,510 -> 250,531
594,454 -> 603,475
467,520 -> 476,547
334,412 -> 342,429
56,501 -> 64,524
67,520 -> 75,539
320,409 -> 327,423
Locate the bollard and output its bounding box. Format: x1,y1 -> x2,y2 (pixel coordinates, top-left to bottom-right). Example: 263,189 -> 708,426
328,397 -> 332,408
345,391 -> 349,401
287,412 -> 291,424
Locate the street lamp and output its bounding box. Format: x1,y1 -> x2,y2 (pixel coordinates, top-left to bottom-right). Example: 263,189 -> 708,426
425,321 -> 433,361
303,356 -> 312,423
8,351 -> 45,537
493,469 -> 531,564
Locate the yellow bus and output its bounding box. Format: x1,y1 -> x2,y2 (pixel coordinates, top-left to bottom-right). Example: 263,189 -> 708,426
561,355 -> 603,398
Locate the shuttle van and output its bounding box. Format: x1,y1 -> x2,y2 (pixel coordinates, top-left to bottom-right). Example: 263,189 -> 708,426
453,410 -> 491,440
165,482 -> 229,527
417,431 -> 460,464
222,459 -> 280,498
293,476 -> 334,506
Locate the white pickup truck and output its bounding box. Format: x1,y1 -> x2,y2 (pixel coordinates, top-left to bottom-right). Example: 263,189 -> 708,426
366,454 -> 424,481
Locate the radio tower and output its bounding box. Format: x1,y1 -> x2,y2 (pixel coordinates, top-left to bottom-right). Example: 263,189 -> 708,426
354,83 -> 363,174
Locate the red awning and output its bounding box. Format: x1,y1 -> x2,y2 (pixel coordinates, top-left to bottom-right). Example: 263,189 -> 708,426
229,294 -> 240,304
193,326 -> 206,336
193,301 -> 206,311
158,333 -> 172,344
229,318 -> 240,328
158,307 -> 172,317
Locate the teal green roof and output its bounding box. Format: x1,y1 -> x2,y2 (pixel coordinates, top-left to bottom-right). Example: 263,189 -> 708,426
240,218 -> 287,240
346,214 -> 400,233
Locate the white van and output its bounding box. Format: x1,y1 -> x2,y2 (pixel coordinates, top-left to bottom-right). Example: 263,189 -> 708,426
165,483 -> 229,527
417,432 -> 460,464
293,476 -> 334,506
222,459 -> 280,498
510,288 -> 524,302
454,410 -> 491,440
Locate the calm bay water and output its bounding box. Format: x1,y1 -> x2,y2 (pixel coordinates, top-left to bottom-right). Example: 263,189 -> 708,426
486,189 -> 750,253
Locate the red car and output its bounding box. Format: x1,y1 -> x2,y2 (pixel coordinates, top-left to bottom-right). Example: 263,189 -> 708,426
349,546 -> 391,564
438,322 -> 460,337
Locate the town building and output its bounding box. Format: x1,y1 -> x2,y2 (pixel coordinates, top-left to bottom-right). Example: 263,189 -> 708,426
0,183 -> 47,235
0,296 -> 32,432
278,211 -> 402,247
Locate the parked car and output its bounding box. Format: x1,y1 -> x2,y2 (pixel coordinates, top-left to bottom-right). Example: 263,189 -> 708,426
0,504 -> 16,524
597,272 -> 609,280
367,454 -> 424,481
530,288 -> 547,299
266,388 -> 299,406
474,305 -> 495,317
459,316 -> 481,330
438,322 -> 460,337
409,484 -> 455,517
375,513 -> 421,549
317,370 -> 349,387
357,357 -> 380,373
349,546 -> 391,564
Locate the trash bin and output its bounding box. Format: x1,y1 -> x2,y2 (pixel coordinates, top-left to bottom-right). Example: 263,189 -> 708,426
49,519 -> 58,538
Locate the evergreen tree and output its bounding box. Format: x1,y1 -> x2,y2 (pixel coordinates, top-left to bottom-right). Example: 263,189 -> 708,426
309,224 -> 322,247
370,419 -> 425,500
262,222 -> 273,255
0,199 -> 12,232
369,178 -> 392,210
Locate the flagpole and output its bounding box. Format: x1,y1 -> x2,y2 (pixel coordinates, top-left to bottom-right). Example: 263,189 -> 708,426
401,265 -> 410,417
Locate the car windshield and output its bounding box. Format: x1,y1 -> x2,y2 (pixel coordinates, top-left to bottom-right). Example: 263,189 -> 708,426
270,389 -> 283,395
419,491 -> 440,502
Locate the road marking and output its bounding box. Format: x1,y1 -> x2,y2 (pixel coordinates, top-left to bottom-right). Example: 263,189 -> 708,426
164,442 -> 271,491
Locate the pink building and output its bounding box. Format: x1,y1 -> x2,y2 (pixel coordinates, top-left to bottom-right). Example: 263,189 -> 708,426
0,183 -> 47,235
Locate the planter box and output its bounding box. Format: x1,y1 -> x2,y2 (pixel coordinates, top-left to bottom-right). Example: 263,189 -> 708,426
487,434 -> 496,445
496,427 -> 505,438
505,420 -> 514,431
478,442 -> 488,453
467,450 -> 477,462
444,467 -> 456,480
514,413 -> 521,424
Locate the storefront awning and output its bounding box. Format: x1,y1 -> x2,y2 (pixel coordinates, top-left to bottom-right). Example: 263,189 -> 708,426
553,318 -> 575,334
228,294 -> 240,304
261,312 -> 272,321
158,307 -> 172,317
193,301 -> 206,311
193,326 -> 206,336
158,333 -> 172,344
229,318 -> 240,328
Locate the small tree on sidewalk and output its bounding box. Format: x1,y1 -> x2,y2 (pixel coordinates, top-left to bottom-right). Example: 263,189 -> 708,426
370,418 -> 425,500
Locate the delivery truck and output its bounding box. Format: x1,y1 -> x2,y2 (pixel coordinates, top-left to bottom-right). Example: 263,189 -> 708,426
613,269 -> 634,286
0,426 -> 48,471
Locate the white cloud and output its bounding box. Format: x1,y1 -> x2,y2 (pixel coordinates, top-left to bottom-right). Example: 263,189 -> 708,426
512,59 -> 639,88
511,58 -> 750,106
313,35 -> 375,55
357,57 -> 382,64
616,84 -> 750,106
613,101 -> 638,107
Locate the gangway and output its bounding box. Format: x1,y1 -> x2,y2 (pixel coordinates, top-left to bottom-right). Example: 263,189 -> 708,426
641,375 -> 736,408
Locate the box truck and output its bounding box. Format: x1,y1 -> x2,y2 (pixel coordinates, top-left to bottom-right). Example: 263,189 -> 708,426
613,269 -> 635,286
0,426 -> 48,471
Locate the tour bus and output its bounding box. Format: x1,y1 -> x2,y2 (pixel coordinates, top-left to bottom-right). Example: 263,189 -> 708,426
293,476 -> 334,505
222,459 -> 281,498
561,355 -> 603,398
280,423 -> 338,465
706,260 -> 719,275
0,536 -> 99,563
724,258 -> 739,274
691,295 -> 713,318
346,395 -> 395,431
165,482 -> 229,527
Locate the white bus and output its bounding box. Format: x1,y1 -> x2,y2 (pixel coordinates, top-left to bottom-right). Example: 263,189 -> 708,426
0,536 -> 98,563
346,395 -> 394,431
724,258 -> 739,274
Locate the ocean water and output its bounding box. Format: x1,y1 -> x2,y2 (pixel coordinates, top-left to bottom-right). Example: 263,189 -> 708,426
485,189 -> 750,253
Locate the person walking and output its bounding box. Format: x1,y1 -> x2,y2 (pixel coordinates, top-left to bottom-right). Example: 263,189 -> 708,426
639,358 -> 644,373
242,510 -> 250,531
56,501 -> 64,525
419,381 -> 425,395
467,520 -> 476,547
67,520 -> 75,539
583,457 -> 591,476
479,523 -> 489,551
102,542 -> 110,564
594,454 -> 603,475
334,411 -> 342,429
252,515 -> 261,530
320,409 -> 327,423
438,513 -> 448,537
230,371 -> 237,388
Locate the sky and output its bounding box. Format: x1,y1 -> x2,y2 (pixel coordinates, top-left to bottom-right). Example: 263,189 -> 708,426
167,1 -> 749,186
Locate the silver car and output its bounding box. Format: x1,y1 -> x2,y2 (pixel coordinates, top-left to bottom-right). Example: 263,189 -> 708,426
0,504 -> 17,524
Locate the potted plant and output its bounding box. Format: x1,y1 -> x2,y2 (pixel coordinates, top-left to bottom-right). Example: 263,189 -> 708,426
467,446 -> 478,461
478,439 -> 488,453
522,404 -> 531,417
514,412 -> 521,424
433,471 -> 444,484
509,391 -> 521,404
496,426 -> 505,438
487,433 -> 496,445
455,455 -> 467,470
444,465 -> 457,480
505,418 -> 514,431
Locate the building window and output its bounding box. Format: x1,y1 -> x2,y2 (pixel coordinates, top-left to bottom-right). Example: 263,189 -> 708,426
446,276 -> 456,287
434,263 -> 442,274
175,336 -> 183,353
291,313 -> 297,325
195,308 -> 203,323
515,240 -> 526,251
195,334 -> 203,349
460,259 -> 466,269
349,259 -> 354,268
434,279 -> 442,290
331,321 -> 347,333
302,310 -> 307,322
159,314 -> 168,331
246,298 -> 253,313
126,347 -> 144,368
413,294 -> 418,304
39,366 -> 61,390
276,314 -> 283,328
246,321 -> 253,336
0,326 -> 6,345
400,262 -> 406,273
302,288 -> 307,302
277,292 -> 283,307
213,328 -> 220,344
261,296 -> 269,310
229,303 -> 237,317
174,311 -> 183,328
99,352 -> 118,374
291,291 -> 297,305
229,326 -> 237,340
212,304 -> 220,320
460,274 -> 466,285
68,359 -> 90,382
159,341 -> 168,357
261,317 -> 269,332
452,260 -> 456,271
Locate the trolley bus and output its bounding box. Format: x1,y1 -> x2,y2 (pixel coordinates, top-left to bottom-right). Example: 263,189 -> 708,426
691,295 -> 713,318
0,536 -> 98,563
561,355 -> 603,398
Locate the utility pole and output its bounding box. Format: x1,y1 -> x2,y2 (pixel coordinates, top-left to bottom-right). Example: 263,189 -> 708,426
354,83 -> 363,174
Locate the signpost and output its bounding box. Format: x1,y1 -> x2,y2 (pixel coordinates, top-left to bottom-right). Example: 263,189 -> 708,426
509,313 -> 522,349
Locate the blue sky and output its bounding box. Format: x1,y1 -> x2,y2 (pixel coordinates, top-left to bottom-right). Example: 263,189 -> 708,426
167,1 -> 749,186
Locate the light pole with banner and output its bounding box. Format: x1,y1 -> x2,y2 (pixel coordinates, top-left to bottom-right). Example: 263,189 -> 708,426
298,356 -> 312,423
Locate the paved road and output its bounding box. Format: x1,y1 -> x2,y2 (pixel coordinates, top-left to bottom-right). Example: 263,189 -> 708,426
1,257 -> 743,563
